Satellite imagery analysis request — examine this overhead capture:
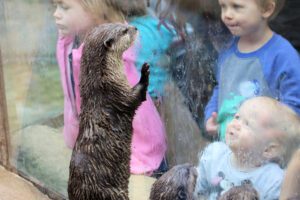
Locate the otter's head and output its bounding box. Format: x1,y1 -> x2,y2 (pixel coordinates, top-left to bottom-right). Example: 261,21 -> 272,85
219,180 -> 259,200
84,23 -> 138,58
150,164 -> 198,200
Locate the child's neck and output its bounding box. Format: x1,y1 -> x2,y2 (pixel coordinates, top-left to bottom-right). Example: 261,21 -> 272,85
231,152 -> 263,172
238,25 -> 273,53
76,34 -> 86,46
73,35 -> 81,48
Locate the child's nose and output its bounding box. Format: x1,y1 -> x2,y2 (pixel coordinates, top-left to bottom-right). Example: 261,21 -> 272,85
230,119 -> 241,130
223,9 -> 233,20
53,8 -> 61,19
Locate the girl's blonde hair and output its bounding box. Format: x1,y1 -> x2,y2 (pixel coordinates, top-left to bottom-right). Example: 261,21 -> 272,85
79,0 -> 146,22
257,0 -> 285,20
79,0 -> 125,22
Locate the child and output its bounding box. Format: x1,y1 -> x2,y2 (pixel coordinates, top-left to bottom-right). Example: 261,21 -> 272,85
129,3 -> 175,101
123,0 -> 175,104
195,96 -> 300,200
53,0 -> 167,175
205,0 -> 300,141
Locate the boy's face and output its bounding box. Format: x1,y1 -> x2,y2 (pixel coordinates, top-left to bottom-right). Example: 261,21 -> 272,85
218,0 -> 268,37
225,100 -> 271,154
53,0 -> 98,37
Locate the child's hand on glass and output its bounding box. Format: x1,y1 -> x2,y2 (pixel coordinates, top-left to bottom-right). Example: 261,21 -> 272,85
206,112 -> 218,136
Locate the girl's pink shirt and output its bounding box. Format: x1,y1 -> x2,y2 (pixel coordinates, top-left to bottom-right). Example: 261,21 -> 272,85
56,35 -> 167,175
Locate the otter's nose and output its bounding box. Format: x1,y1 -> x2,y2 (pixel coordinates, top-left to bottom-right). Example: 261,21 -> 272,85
129,26 -> 138,32
128,26 -> 138,33
128,25 -> 137,30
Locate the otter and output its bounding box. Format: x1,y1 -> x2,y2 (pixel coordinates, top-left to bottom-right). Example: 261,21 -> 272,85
150,163 -> 198,200
68,23 -> 150,200
219,180 -> 259,200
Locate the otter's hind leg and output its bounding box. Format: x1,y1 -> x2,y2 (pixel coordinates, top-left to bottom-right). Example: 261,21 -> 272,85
132,62 -> 150,102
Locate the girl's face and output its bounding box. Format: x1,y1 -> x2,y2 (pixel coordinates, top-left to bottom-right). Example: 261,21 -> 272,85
53,0 -> 101,38
218,0 -> 268,38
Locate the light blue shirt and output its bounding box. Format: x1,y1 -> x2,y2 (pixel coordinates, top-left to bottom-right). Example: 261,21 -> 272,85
195,142 -> 284,200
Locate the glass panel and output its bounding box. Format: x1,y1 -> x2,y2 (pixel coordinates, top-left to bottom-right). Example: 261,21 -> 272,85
0,0 -> 69,196
0,0 -> 299,199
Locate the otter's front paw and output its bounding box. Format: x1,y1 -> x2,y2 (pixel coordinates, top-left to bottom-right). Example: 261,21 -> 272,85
139,63 -> 150,101
140,63 -> 150,86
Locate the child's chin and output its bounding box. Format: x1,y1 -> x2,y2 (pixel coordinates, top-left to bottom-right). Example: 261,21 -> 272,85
228,144 -> 239,154
228,30 -> 241,37
226,135 -> 234,144
226,139 -> 238,149
58,30 -> 71,37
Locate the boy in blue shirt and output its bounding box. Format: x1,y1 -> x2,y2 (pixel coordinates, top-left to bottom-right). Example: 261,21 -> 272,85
205,0 -> 300,140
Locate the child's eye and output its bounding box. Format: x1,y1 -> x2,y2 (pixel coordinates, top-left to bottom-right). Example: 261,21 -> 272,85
52,1 -> 58,8
232,3 -> 243,9
234,114 -> 240,120
60,3 -> 70,10
219,3 -> 225,9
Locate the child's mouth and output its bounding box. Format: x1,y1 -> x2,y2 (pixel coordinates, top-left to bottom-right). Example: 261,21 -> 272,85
228,24 -> 238,29
56,24 -> 66,30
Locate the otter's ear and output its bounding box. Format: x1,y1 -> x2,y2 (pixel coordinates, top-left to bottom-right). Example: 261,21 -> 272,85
104,38 -> 114,49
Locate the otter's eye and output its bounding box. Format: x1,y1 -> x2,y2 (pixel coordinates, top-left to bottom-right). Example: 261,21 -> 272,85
122,29 -> 128,35
177,186 -> 187,200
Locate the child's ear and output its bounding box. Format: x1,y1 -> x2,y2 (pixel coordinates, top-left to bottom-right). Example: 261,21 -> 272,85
261,1 -> 275,19
263,142 -> 281,161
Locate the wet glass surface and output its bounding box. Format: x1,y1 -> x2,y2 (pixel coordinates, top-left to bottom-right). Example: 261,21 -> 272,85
0,0 -> 69,196
0,0 -> 299,198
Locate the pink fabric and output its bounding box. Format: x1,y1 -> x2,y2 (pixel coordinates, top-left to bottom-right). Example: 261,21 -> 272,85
56,35 -> 167,175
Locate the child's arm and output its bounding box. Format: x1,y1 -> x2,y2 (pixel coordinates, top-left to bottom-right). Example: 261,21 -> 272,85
272,46 -> 300,115
280,149 -> 300,200
205,112 -> 218,137
204,85 -> 219,136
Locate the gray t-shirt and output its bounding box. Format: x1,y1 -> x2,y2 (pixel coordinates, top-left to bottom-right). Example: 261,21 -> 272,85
217,52 -> 272,140
194,142 -> 284,200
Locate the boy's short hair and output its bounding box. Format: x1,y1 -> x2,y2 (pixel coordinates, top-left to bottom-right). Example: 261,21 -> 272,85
257,0 -> 286,20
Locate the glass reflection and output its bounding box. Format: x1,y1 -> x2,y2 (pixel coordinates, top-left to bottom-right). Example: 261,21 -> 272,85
0,0 -> 299,199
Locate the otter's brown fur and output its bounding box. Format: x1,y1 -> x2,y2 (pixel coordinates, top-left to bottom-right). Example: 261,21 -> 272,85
68,23 -> 150,200
219,181 -> 259,200
150,163 -> 198,200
